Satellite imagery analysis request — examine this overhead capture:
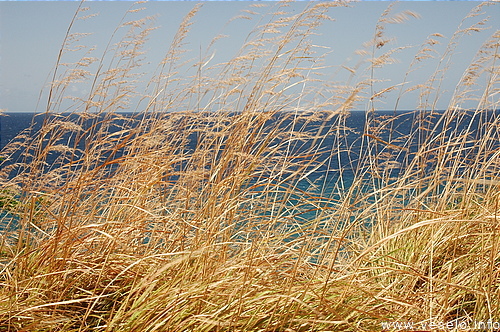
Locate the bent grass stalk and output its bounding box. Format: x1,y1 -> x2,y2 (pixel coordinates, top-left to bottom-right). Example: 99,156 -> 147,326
0,1 -> 499,331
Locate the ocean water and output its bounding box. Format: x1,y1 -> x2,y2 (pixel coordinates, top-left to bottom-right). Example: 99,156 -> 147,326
1,110 -> 498,180
1,110 -> 499,234
1,110 -> 499,200
0,111 -> 395,185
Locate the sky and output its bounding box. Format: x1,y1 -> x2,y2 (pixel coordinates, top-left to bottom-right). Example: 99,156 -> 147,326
0,1 -> 498,113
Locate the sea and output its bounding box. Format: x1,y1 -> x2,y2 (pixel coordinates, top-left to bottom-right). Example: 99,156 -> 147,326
0,110 -> 500,237
1,109 -> 499,230
0,110 -> 411,187
2,109 -> 497,173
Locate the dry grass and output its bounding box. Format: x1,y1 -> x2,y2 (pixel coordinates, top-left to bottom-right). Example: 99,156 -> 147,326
0,1 -> 499,331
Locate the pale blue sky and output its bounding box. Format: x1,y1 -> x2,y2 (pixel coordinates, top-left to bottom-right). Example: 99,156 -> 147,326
0,1 -> 498,112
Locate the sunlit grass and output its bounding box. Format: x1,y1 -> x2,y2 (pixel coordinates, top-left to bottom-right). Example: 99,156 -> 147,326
0,1 -> 499,331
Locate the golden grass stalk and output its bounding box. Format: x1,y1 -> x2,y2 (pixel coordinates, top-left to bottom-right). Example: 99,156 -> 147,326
0,1 -> 499,330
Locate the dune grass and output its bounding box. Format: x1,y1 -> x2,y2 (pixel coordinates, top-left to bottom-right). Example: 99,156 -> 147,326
1,1 -> 499,331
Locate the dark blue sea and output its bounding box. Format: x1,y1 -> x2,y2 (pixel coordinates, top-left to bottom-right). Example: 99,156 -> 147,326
0,111 -> 400,185
1,110 -> 499,236
2,110 -> 499,178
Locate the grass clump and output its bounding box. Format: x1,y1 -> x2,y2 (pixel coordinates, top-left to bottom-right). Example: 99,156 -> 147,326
1,1 -> 499,331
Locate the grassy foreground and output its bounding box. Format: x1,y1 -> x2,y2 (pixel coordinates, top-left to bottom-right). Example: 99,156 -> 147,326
1,2 -> 499,331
